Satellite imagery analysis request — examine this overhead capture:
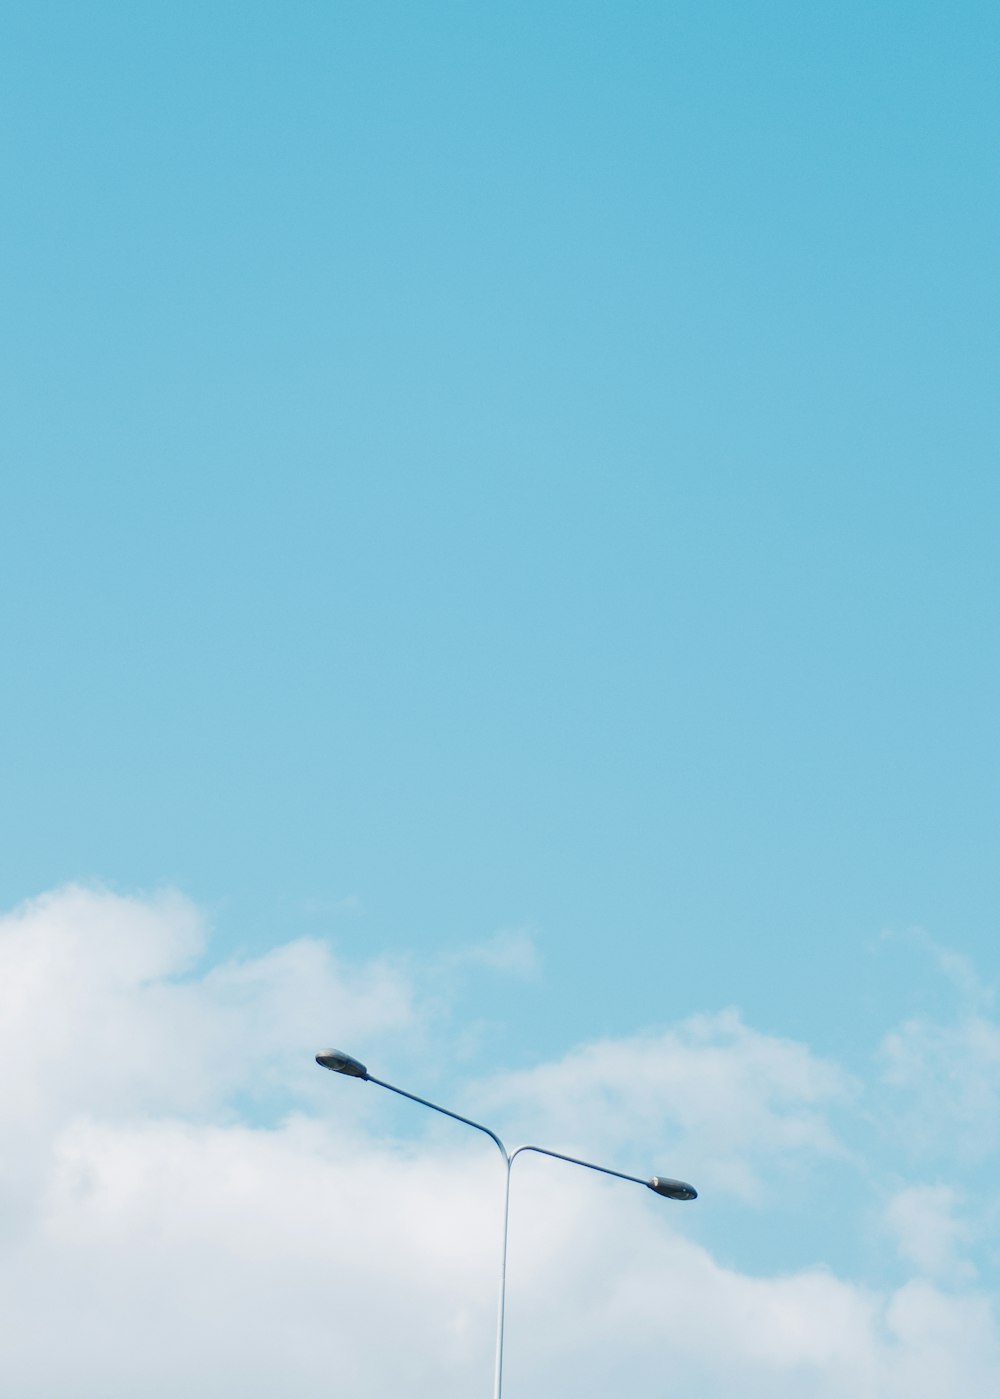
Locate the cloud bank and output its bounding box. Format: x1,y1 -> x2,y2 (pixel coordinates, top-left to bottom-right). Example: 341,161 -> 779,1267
2,886 -> 999,1396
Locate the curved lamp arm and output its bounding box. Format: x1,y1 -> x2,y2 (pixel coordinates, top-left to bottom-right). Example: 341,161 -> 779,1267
510,1143 -> 697,1200
315,1048 -> 508,1158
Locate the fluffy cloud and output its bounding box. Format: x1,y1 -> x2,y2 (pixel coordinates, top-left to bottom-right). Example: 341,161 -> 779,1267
0,883 -> 414,1125
3,885 -> 1000,1397
885,1186 -> 975,1283
445,925 -> 541,980
876,927 -> 1000,1168
470,1010 -> 855,1201
880,1012 -> 1000,1163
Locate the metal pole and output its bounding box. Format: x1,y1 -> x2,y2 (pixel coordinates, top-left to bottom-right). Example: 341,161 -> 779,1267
364,1073 -> 508,1159
493,1153 -> 513,1399
364,1073 -> 515,1399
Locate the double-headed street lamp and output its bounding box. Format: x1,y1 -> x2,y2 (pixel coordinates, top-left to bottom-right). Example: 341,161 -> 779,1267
316,1048 -> 697,1398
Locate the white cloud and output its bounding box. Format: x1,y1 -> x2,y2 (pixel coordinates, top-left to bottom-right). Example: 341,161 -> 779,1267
885,1185 -> 976,1283
470,1009 -> 855,1201
0,883 -> 415,1123
874,929 -> 1000,1164
879,1012 -> 1000,1162
0,883 -> 416,1235
880,927 -> 995,1010
446,925 -> 541,980
2,886 -> 1000,1397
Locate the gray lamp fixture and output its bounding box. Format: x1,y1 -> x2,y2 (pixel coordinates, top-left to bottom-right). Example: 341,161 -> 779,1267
316,1049 -> 368,1078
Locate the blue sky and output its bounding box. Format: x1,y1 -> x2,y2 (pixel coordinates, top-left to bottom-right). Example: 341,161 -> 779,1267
2,4 -> 999,1393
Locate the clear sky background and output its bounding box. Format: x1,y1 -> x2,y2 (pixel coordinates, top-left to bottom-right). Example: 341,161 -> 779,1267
2,3 -> 998,1395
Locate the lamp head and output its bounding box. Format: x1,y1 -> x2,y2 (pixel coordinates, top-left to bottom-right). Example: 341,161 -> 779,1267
316,1049 -> 369,1079
648,1176 -> 697,1201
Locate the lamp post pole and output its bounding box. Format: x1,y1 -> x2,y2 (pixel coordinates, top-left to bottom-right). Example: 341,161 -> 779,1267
316,1049 -> 696,1399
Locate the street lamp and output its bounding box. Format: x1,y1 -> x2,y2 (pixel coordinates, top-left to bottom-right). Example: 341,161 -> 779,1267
316,1049 -> 697,1397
